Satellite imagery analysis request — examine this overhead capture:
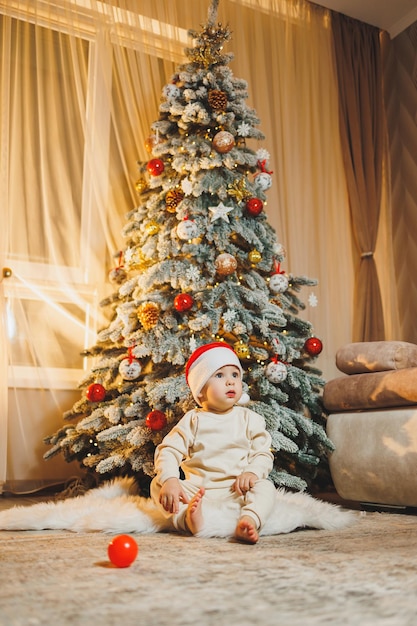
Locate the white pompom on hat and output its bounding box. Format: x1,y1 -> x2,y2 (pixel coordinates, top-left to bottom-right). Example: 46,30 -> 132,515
185,342 -> 250,406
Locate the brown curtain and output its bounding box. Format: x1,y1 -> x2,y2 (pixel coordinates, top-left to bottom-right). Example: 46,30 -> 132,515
331,13 -> 385,341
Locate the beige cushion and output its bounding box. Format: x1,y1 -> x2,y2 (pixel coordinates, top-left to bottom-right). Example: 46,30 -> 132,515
327,408 -> 417,506
336,341 -> 417,374
323,367 -> 417,411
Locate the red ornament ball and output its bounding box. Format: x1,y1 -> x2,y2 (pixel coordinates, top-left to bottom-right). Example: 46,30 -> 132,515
86,383 -> 106,402
304,337 -> 323,356
174,293 -> 194,312
245,197 -> 264,216
108,535 -> 138,568
146,410 -> 167,431
147,158 -> 164,176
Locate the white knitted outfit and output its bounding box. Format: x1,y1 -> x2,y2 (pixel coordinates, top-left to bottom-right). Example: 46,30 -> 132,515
151,405 -> 276,533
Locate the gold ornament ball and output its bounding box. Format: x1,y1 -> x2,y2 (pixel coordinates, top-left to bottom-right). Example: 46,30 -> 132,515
248,249 -> 262,264
144,134 -> 158,153
234,341 -> 250,359
135,178 -> 148,194
215,253 -> 238,276
146,220 -> 160,235
212,131 -> 235,154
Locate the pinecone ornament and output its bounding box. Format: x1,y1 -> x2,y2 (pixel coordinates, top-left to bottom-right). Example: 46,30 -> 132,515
165,189 -> 185,212
138,302 -> 160,329
208,89 -> 228,111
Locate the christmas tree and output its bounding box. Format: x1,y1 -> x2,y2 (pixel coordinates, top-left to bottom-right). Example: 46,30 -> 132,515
45,0 -> 333,495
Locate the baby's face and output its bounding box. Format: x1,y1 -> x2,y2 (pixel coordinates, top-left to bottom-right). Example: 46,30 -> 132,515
198,364 -> 243,413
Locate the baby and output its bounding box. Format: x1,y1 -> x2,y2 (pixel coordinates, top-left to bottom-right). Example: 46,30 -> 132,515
150,342 -> 276,543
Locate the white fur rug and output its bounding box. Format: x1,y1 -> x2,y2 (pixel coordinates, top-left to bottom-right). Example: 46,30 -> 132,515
0,477 -> 356,537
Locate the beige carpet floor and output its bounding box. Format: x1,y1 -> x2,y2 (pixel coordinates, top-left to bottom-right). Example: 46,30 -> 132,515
1,495 -> 417,626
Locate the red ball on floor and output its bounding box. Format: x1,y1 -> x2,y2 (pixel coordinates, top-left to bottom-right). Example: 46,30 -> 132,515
107,535 -> 138,568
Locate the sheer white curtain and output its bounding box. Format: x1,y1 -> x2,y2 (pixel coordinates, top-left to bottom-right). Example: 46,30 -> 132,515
1,0 -> 389,492
0,0 -> 179,491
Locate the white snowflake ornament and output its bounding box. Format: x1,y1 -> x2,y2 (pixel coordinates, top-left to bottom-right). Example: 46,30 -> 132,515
237,121 -> 251,137
256,148 -> 271,162
189,336 -> 197,352
308,293 -> 319,307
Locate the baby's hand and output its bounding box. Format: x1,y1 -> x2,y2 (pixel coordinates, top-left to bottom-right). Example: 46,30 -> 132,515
159,477 -> 189,513
232,472 -> 258,496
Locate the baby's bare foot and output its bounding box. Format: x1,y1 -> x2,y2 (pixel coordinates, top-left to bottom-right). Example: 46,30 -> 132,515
235,516 -> 259,544
185,487 -> 205,535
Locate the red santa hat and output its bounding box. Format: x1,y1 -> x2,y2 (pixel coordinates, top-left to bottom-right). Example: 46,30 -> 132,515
185,342 -> 249,406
